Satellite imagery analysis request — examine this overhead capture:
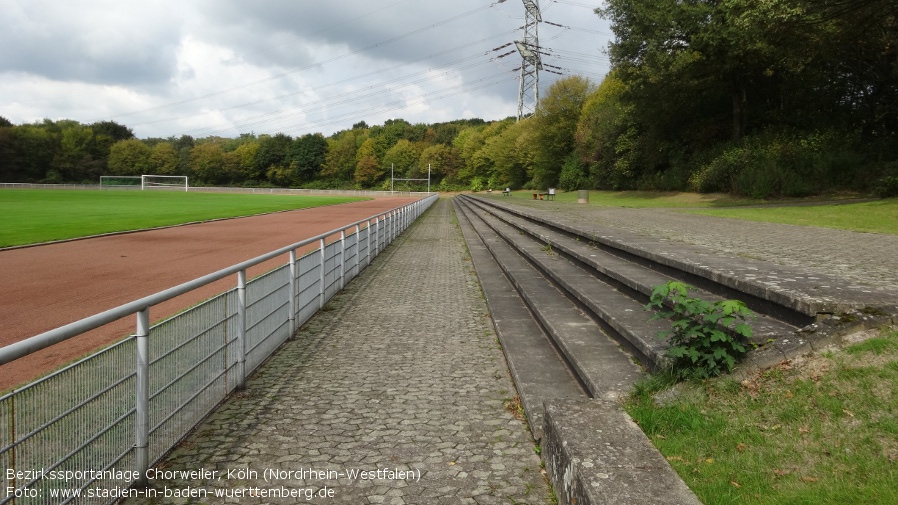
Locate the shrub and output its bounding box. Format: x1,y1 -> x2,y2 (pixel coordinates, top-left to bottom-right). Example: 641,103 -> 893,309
558,154 -> 588,191
636,165 -> 691,192
734,158 -> 810,199
688,145 -> 748,194
469,176 -> 484,192
874,161 -> 898,198
688,128 -> 863,198
645,281 -> 755,380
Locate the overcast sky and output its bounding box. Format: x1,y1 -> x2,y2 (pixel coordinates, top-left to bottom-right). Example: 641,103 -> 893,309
1,0 -> 611,139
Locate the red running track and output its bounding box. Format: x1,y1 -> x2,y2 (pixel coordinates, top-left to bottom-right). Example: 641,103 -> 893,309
0,197 -> 419,391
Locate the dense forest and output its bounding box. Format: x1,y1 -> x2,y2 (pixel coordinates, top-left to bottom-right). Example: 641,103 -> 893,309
1,0 -> 896,197
587,0 -> 898,198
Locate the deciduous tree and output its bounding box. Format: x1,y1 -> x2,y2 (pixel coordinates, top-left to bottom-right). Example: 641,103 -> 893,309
289,133 -> 328,183
322,128 -> 367,182
254,133 -> 293,177
418,144 -> 459,183
54,123 -> 100,181
107,138 -> 151,176
149,142 -> 180,175
382,139 -> 421,178
530,76 -> 594,188
188,142 -> 226,184
354,138 -> 383,187
231,141 -> 261,182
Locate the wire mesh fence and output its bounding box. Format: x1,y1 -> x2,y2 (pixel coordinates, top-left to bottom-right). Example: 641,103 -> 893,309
0,194 -> 437,505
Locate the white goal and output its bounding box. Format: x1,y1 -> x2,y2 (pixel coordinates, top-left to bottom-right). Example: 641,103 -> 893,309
99,175 -> 143,189
141,175 -> 189,192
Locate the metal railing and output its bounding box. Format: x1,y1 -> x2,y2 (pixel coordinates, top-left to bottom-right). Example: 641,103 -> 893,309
0,193 -> 437,504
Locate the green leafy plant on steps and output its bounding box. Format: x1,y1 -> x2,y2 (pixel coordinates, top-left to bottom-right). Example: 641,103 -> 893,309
645,281 -> 755,380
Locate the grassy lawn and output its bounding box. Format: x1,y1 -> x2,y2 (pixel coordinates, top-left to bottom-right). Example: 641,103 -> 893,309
490,189 -> 758,207
486,190 -> 898,235
684,198 -> 898,235
0,189 -> 367,247
626,327 -> 898,505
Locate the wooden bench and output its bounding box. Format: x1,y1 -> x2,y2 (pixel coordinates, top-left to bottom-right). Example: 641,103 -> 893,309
532,189 -> 556,201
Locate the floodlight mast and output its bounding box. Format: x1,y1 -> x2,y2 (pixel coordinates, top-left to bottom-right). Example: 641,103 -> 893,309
516,0 -> 542,121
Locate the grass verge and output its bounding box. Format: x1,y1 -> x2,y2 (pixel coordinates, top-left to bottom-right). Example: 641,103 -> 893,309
492,189 -> 758,207
0,189 -> 367,247
484,190 -> 897,234
684,198 -> 898,235
625,326 -> 898,505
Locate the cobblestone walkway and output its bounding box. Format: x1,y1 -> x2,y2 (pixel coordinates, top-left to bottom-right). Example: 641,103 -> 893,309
124,198 -> 551,505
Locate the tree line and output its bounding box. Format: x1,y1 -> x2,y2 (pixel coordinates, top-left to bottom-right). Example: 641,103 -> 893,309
1,0 -> 895,197
0,117 -> 491,191
0,113 -> 582,193
583,0 -> 898,197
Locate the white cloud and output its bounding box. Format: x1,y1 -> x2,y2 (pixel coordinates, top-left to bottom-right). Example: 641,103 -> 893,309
0,0 -> 611,138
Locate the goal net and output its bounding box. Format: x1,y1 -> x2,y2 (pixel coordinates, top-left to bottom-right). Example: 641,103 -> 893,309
141,175 -> 189,192
99,175 -> 142,189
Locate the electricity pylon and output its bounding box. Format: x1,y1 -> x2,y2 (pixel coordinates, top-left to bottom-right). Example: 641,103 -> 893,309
515,0 -> 542,120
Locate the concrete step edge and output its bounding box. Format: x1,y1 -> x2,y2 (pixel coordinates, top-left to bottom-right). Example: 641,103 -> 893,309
464,196 -> 801,342
543,399 -> 703,505
463,195 -> 879,318
453,199 -> 585,440
457,198 -> 645,399
463,199 -> 671,370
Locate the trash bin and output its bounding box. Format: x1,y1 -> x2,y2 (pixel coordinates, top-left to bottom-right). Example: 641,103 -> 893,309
577,190 -> 589,204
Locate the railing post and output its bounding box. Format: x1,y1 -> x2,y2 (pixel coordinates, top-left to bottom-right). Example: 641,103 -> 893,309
376,216 -> 381,254
319,238 -> 326,309
367,219 -> 373,267
339,230 -> 346,290
289,249 -> 297,336
354,224 -> 361,277
236,269 -> 246,391
134,307 -> 150,486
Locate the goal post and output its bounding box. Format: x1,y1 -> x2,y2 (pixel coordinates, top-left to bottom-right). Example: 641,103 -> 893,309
141,175 -> 189,192
99,175 -> 143,189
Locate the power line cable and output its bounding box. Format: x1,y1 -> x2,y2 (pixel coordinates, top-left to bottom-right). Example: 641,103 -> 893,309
185,56 -> 498,136
223,0 -> 414,64
100,3 -> 500,122
269,72 -> 519,136
191,69 -> 518,137
130,29 -> 519,129
548,0 -> 600,9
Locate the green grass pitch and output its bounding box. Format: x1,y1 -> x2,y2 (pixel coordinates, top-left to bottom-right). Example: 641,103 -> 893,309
0,189 -> 368,247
